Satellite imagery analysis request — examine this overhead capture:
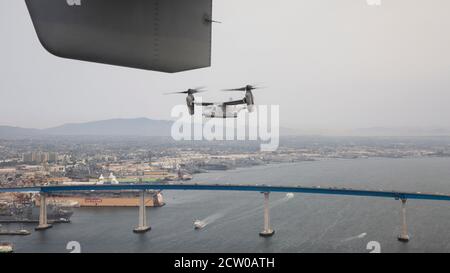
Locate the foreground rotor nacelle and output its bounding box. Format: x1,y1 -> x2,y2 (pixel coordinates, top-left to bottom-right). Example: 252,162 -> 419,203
25,0 -> 213,73
165,88 -> 204,115
222,84 -> 259,113
186,93 -> 195,115
244,91 -> 255,112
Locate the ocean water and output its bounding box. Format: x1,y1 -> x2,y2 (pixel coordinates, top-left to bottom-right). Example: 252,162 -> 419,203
4,157 -> 450,253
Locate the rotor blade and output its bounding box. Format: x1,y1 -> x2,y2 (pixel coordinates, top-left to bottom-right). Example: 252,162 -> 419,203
164,91 -> 189,95
195,102 -> 214,106
191,90 -> 206,94
245,84 -> 266,90
164,88 -> 206,95
222,87 -> 247,91
222,84 -> 266,91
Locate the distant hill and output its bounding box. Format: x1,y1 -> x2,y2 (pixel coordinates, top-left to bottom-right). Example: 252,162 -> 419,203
0,118 -> 173,138
0,118 -> 302,138
5,118 -> 448,138
351,127 -> 450,137
0,126 -> 41,138
45,118 -> 172,136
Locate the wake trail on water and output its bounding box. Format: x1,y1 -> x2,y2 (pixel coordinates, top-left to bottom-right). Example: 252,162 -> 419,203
151,210 -> 233,241
150,214 -> 227,241
192,203 -> 245,230
341,232 -> 367,242
198,212 -> 226,227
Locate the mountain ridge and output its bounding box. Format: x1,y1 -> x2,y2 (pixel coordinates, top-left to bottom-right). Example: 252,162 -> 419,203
2,118 -> 450,138
0,118 -> 173,137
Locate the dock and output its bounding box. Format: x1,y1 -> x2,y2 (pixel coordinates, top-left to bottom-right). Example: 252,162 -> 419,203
0,230 -> 31,236
0,219 -> 70,224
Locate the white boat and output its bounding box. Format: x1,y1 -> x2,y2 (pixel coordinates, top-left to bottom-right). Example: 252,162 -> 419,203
193,220 -> 206,230
0,242 -> 13,253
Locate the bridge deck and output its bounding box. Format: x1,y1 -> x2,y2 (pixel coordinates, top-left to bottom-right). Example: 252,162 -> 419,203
1,183 -> 450,202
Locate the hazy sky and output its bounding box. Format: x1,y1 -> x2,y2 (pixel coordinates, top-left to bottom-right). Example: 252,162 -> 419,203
1,0 -> 450,132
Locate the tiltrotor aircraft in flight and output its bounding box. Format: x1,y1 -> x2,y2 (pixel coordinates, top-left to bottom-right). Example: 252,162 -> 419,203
166,85 -> 261,118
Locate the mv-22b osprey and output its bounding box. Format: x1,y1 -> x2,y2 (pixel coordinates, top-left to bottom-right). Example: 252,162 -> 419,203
166,85 -> 261,118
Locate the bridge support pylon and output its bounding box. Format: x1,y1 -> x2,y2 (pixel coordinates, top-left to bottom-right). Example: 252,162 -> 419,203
133,190 -> 151,233
35,192 -> 52,231
259,192 -> 275,237
397,198 -> 409,242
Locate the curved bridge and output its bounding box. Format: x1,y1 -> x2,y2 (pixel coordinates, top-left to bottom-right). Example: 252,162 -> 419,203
1,183 -> 449,241
2,183 -> 450,201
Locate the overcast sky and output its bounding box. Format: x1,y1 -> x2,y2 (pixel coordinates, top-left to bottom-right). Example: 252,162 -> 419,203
1,0 -> 450,133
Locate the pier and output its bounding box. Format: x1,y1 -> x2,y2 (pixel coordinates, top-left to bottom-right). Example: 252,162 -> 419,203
0,230 -> 31,236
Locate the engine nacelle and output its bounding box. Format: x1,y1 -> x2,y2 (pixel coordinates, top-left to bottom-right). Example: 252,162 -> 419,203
186,94 -> 195,115
244,91 -> 255,111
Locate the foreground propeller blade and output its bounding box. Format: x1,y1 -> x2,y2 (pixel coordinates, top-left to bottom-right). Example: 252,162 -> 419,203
190,89 -> 206,94
222,87 -> 247,91
222,84 -> 264,91
164,87 -> 207,95
164,91 -> 189,95
247,84 -> 265,90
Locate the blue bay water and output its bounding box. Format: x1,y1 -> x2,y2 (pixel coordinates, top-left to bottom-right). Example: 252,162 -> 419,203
4,157 -> 450,253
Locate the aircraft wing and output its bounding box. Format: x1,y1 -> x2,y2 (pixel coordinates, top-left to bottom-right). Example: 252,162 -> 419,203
223,99 -> 246,106
25,0 -> 212,73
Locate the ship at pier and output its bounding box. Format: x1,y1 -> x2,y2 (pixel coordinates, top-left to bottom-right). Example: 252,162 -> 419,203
42,190 -> 165,207
43,174 -> 165,207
